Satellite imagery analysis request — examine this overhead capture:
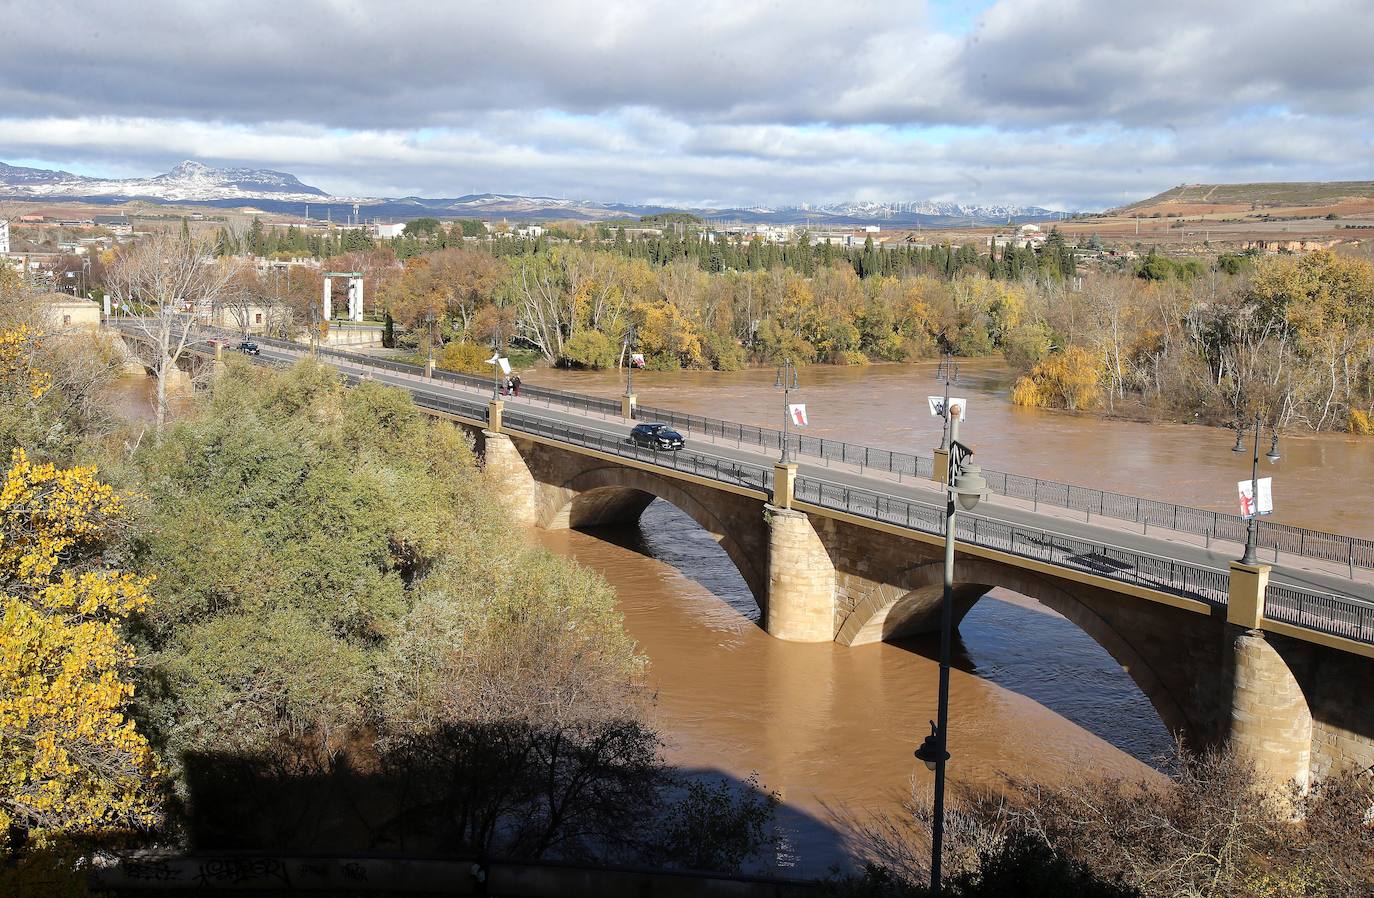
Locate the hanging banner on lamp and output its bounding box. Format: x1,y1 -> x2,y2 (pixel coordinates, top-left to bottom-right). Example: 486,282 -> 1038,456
928,396 -> 967,420
630,352 -> 645,369
789,403 -> 809,426
1237,477 -> 1273,519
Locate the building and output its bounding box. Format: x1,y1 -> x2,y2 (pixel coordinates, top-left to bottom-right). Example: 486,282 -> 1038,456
210,301 -> 279,334
373,222 -> 405,239
38,294 -> 102,332
515,225 -> 545,239
94,215 -> 132,236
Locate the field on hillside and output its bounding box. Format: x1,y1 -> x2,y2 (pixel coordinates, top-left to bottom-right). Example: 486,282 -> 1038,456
1121,181 -> 1374,211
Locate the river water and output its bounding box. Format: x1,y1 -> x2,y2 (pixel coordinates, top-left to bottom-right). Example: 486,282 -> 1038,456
524,359 -> 1373,875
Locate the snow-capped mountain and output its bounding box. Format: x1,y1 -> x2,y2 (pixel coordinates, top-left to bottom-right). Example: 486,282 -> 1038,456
0,160 -> 329,202
793,200 -> 1064,220
0,159 -> 1069,223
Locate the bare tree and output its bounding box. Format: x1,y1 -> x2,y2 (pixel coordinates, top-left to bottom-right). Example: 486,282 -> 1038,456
107,232 -> 238,435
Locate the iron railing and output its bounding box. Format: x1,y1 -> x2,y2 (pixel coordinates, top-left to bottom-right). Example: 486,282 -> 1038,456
173,322 -> 1374,575
633,403 -> 935,478
792,476 -> 1232,607
977,468 -> 1374,575
501,409 -> 774,494
1263,582 -> 1374,644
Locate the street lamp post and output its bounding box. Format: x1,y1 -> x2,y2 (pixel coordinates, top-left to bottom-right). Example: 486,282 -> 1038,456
774,357 -> 799,463
935,354 -> 958,452
1232,412 -> 1281,565
491,323 -> 503,401
913,404 -> 986,898
425,313 -> 437,376
624,323 -> 637,398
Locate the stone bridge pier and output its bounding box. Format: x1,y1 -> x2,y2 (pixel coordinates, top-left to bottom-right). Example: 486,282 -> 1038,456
472,415 -> 1374,789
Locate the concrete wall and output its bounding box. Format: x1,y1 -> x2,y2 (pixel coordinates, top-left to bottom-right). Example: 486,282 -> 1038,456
322,324 -> 385,347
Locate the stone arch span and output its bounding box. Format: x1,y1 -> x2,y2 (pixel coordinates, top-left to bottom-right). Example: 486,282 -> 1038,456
540,465 -> 767,607
835,557 -> 1192,738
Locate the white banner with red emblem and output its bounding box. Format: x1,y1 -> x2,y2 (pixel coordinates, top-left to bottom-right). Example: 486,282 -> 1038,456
1237,477 -> 1273,519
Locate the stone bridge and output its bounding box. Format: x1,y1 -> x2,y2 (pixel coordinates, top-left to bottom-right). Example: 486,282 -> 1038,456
123,327 -> 1373,790
471,408 -> 1374,790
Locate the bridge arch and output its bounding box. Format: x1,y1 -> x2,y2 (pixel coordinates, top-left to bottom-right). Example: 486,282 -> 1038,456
540,465 -> 767,606
836,557 -> 1192,738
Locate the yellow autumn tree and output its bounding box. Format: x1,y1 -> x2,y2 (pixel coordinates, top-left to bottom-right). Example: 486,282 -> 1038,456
1012,345 -> 1102,411
1,378 -> 159,849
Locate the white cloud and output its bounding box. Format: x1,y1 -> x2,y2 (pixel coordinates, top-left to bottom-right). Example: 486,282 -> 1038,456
0,0 -> 1370,208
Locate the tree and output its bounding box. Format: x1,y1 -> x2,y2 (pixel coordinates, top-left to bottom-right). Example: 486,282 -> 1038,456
403,217 -> 442,238
0,446 -> 159,850
560,329 -> 618,369
106,232 -> 238,435
0,310 -> 124,465
1012,346 -> 1102,410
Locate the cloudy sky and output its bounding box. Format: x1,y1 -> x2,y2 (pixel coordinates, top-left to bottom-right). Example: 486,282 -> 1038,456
2,0 -> 1371,210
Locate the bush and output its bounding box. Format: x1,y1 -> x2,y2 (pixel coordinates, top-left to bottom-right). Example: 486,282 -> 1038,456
1001,323 -> 1052,372
705,332 -> 747,371
1012,347 -> 1101,410
1349,409 -> 1372,435
836,745 -> 1374,898
437,340 -> 492,375
559,330 -> 618,369
946,833 -> 1140,897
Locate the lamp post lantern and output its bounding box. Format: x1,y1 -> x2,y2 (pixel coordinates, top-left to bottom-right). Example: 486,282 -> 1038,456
918,402 -> 986,898
774,357 -> 799,463
1232,412 -> 1280,565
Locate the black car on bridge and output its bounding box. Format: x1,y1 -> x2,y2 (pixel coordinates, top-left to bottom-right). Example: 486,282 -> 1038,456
629,422 -> 685,451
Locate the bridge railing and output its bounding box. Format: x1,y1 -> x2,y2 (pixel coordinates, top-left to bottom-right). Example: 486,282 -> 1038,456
1263,582 -> 1374,644
793,475 -> 1232,607
501,408 -> 775,494
977,468 -> 1374,575
632,403 -> 935,478
180,323 -> 1373,575
199,327 -> 627,417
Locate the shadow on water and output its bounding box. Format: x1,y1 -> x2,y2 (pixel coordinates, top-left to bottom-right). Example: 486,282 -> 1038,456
885,595 -> 1174,768
574,498 -> 761,624
588,498 -> 1173,769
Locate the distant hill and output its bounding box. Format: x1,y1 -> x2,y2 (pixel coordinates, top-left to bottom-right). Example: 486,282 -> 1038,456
0,159 -> 1069,226
1117,181 -> 1374,214
0,160 -> 328,202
